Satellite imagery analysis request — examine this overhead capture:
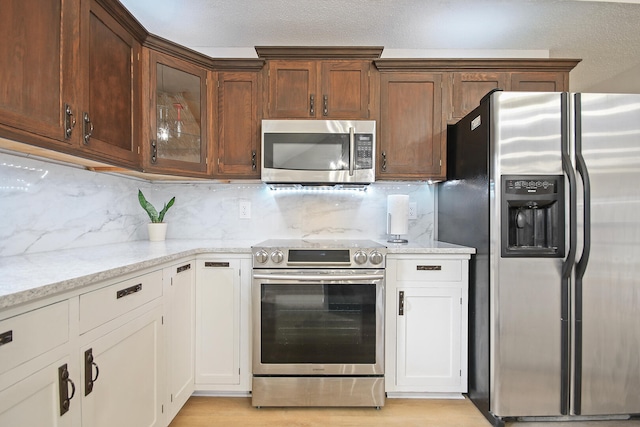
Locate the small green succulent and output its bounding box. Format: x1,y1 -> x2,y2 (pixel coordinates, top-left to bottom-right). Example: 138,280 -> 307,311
138,189 -> 175,223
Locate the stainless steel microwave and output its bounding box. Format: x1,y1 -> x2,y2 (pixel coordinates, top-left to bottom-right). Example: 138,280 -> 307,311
261,119 -> 376,185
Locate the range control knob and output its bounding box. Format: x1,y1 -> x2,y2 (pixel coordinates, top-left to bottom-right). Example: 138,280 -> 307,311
255,250 -> 268,264
369,250 -> 384,265
354,250 -> 368,265
270,250 -> 284,264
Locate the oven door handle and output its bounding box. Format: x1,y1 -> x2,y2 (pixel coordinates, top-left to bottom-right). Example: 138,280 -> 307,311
253,273 -> 384,281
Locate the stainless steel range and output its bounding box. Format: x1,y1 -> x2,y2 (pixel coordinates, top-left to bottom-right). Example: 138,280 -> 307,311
251,239 -> 386,408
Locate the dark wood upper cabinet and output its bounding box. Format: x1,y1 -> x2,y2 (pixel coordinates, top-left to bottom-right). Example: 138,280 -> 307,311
378,72 -> 445,180
266,60 -> 371,119
212,70 -> 262,178
77,0 -> 142,168
451,72 -> 508,121
143,50 -> 209,176
447,59 -> 578,122
0,0 -> 78,148
259,47 -> 382,119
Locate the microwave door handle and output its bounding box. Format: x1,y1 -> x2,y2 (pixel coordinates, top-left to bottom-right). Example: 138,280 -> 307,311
349,127 -> 355,176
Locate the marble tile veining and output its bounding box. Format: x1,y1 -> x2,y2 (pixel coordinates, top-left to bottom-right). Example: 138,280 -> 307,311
0,151 -> 438,257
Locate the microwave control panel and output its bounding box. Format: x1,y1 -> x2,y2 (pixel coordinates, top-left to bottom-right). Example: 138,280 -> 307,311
355,134 -> 374,169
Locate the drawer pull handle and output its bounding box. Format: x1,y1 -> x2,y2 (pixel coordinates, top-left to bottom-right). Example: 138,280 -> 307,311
116,283 -> 142,299
417,265 -> 442,271
399,291 -> 405,316
177,263 -> 191,273
84,349 -> 100,396
0,330 -> 12,346
205,262 -> 230,268
58,363 -> 76,416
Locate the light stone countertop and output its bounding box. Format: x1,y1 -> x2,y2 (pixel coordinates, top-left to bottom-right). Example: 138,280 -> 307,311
0,239 -> 475,311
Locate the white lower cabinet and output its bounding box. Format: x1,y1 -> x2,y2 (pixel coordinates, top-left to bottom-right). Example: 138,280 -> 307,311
0,300 -> 75,426
0,355 -> 74,427
385,254 -> 470,397
195,255 -> 251,393
79,270 -> 164,427
163,259 -> 195,423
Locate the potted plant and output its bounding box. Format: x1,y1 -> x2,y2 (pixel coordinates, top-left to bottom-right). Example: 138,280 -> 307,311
138,189 -> 175,241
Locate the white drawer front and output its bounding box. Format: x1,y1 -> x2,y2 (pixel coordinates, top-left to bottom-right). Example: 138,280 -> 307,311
395,259 -> 462,282
79,270 -> 162,334
0,301 -> 69,376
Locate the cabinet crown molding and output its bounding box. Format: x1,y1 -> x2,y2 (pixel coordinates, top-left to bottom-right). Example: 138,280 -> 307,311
374,58 -> 581,72
255,46 -> 384,59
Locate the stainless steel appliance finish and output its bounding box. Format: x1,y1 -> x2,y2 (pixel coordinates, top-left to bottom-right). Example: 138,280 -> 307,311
438,91 -> 640,425
261,119 -> 376,185
251,239 -> 386,408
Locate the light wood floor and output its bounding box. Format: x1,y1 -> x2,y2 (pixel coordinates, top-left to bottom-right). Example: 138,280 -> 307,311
169,396 -> 640,427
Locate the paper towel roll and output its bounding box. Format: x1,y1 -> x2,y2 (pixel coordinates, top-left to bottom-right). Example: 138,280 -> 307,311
387,195 -> 409,235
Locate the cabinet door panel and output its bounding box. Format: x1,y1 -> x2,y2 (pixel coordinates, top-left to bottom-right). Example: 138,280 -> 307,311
0,0 -> 75,143
511,72 -> 565,92
81,307 -> 162,427
81,0 -> 140,166
452,72 -> 508,120
147,52 -> 208,175
321,61 -> 370,118
195,260 -> 241,385
267,61 -> 316,118
379,73 -> 444,179
214,72 -> 260,178
0,357 -> 73,427
166,262 -> 195,420
396,287 -> 462,389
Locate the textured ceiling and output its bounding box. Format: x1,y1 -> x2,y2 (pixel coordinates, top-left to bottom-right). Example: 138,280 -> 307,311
119,0 -> 640,91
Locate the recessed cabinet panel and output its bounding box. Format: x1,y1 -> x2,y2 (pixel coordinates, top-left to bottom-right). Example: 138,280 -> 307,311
379,73 -> 444,179
511,72 -> 565,92
80,0 -> 140,166
0,0 -> 75,143
267,61 -> 316,118
452,72 -> 508,120
396,287 -> 462,388
0,357 -> 73,427
213,71 -> 261,178
0,301 -> 69,376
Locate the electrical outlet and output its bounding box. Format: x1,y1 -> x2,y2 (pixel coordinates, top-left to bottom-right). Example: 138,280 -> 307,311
408,202 -> 417,219
239,200 -> 251,219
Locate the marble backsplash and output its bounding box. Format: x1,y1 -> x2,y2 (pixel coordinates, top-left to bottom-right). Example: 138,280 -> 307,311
0,151 -> 436,257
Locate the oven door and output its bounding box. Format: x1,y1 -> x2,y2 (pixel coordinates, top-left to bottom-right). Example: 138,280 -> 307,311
252,269 -> 384,376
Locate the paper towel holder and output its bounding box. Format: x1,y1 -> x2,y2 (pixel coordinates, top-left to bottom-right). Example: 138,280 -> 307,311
387,214 -> 408,243
387,194 -> 409,243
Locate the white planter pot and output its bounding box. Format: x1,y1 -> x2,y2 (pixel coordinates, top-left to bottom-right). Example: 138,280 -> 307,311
147,223 -> 168,241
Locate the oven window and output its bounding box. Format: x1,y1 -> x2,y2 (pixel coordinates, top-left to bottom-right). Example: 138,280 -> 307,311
260,284 -> 376,364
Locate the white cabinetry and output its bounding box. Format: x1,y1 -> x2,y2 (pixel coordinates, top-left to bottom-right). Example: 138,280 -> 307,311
79,270 -> 164,427
385,254 -> 469,397
0,301 -> 75,427
195,255 -> 251,393
163,259 -> 195,422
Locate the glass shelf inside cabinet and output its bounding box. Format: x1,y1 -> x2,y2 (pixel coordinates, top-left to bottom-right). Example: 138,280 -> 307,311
156,63 -> 202,164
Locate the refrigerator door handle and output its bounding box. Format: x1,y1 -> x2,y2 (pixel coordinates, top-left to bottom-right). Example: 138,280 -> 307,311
560,92 -> 578,416
572,93 -> 591,415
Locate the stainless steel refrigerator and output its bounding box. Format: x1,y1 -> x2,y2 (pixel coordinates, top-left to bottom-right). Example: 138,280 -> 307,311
438,91 -> 640,426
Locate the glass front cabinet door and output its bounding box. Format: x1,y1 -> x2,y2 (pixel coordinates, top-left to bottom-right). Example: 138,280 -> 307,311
147,51 -> 208,176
